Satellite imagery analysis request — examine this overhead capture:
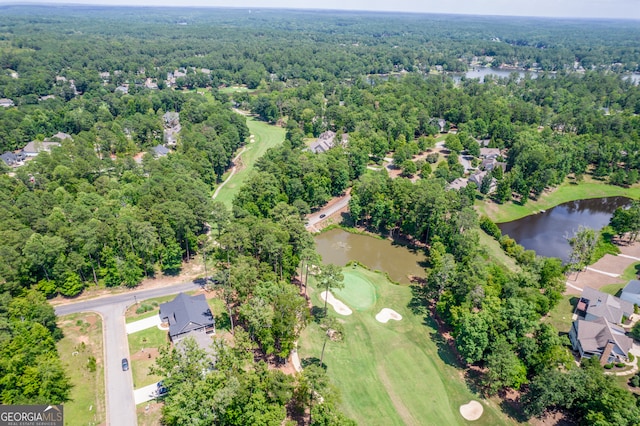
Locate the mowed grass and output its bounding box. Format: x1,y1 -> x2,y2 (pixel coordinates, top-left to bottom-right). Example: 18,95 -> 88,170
477,178 -> 640,223
299,266 -> 515,426
214,115 -> 285,208
333,269 -> 377,310
476,230 -> 519,272
128,327 -> 168,388
543,294 -> 577,333
57,313 -> 105,426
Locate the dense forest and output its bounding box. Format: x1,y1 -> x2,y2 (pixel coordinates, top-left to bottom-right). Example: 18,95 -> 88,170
1,5 -> 640,425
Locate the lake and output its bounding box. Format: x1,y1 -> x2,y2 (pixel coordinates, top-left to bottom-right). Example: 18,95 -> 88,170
497,197 -> 631,261
314,228 -> 426,284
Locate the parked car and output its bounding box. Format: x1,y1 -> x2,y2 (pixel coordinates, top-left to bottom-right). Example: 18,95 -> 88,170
319,214 -> 326,219
156,386 -> 168,396
121,358 -> 129,371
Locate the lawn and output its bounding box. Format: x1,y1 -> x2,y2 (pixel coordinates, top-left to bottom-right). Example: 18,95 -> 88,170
218,85 -> 254,94
542,294 -> 577,333
128,327 -> 168,388
57,313 -> 105,426
299,265 -> 516,426
213,115 -> 285,208
477,178 -> 640,223
125,294 -> 178,323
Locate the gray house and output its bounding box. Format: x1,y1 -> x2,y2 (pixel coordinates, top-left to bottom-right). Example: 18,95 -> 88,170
309,131 -> 337,154
621,280 -> 640,307
569,316 -> 632,364
159,293 -> 215,342
574,287 -> 633,324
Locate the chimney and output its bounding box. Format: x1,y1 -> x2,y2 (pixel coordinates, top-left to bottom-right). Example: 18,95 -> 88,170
600,341 -> 615,366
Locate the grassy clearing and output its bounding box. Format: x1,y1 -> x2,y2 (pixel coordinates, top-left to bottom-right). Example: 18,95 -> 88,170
476,230 -> 519,272
214,115 -> 285,208
218,85 -> 253,94
128,327 -> 168,388
299,265 -> 516,426
57,313 -> 105,426
543,294 -> 577,333
477,178 -> 640,223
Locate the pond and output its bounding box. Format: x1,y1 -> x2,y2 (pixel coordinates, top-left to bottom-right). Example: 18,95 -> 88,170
314,228 -> 426,284
497,197 -> 631,262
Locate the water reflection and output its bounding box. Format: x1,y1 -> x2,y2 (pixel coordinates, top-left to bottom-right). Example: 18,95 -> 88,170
498,197 -> 630,262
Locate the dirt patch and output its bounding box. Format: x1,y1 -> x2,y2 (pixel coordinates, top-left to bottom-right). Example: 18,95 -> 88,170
132,348 -> 159,362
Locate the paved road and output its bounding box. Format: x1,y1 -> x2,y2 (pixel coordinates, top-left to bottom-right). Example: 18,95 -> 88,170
55,281 -> 200,426
306,193 -> 351,230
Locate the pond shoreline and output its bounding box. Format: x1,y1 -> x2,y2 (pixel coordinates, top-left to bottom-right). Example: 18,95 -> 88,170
477,179 -> 640,223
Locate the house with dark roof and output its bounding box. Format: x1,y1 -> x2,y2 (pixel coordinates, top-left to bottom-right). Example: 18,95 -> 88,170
1,151 -> 25,167
621,280 -> 640,306
575,287 -> 633,324
569,316 -> 633,364
159,293 -> 215,342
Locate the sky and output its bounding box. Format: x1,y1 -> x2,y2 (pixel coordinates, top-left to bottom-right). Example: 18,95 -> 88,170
5,0 -> 640,20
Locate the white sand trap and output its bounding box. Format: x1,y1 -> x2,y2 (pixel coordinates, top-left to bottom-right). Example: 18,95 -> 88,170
459,400 -> 483,421
375,308 -> 403,323
320,291 -> 352,315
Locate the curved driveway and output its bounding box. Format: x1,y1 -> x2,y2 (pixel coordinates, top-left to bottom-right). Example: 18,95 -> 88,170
55,281 -> 201,426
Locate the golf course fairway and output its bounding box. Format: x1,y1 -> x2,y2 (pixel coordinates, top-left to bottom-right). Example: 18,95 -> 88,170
299,265 -> 514,426
214,114 -> 285,208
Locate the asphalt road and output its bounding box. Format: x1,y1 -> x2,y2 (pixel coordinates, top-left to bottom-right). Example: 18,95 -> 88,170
306,193 -> 351,229
55,281 -> 200,426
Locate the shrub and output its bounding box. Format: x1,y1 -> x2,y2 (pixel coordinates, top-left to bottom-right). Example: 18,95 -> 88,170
630,322 -> 640,341
629,353 -> 635,362
87,356 -> 96,372
135,303 -> 154,314
630,374 -> 640,387
616,362 -> 626,368
604,363 -> 614,369
426,153 -> 439,163
479,216 -> 502,240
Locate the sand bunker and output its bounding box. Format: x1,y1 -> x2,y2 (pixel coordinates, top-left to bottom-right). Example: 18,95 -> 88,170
459,400 -> 483,421
375,308 -> 403,323
320,291 -> 352,315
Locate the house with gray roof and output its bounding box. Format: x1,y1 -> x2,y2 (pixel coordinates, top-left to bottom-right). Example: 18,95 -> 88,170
479,148 -> 500,159
159,293 -> 215,342
621,280 -> 640,307
151,145 -> 170,157
309,131 -> 337,154
0,98 -> 15,108
575,287 -> 633,324
569,316 -> 632,364
22,140 -> 61,157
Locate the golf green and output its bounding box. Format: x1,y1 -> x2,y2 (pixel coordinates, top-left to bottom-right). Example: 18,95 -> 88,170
300,265 -> 515,426
334,270 -> 377,311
